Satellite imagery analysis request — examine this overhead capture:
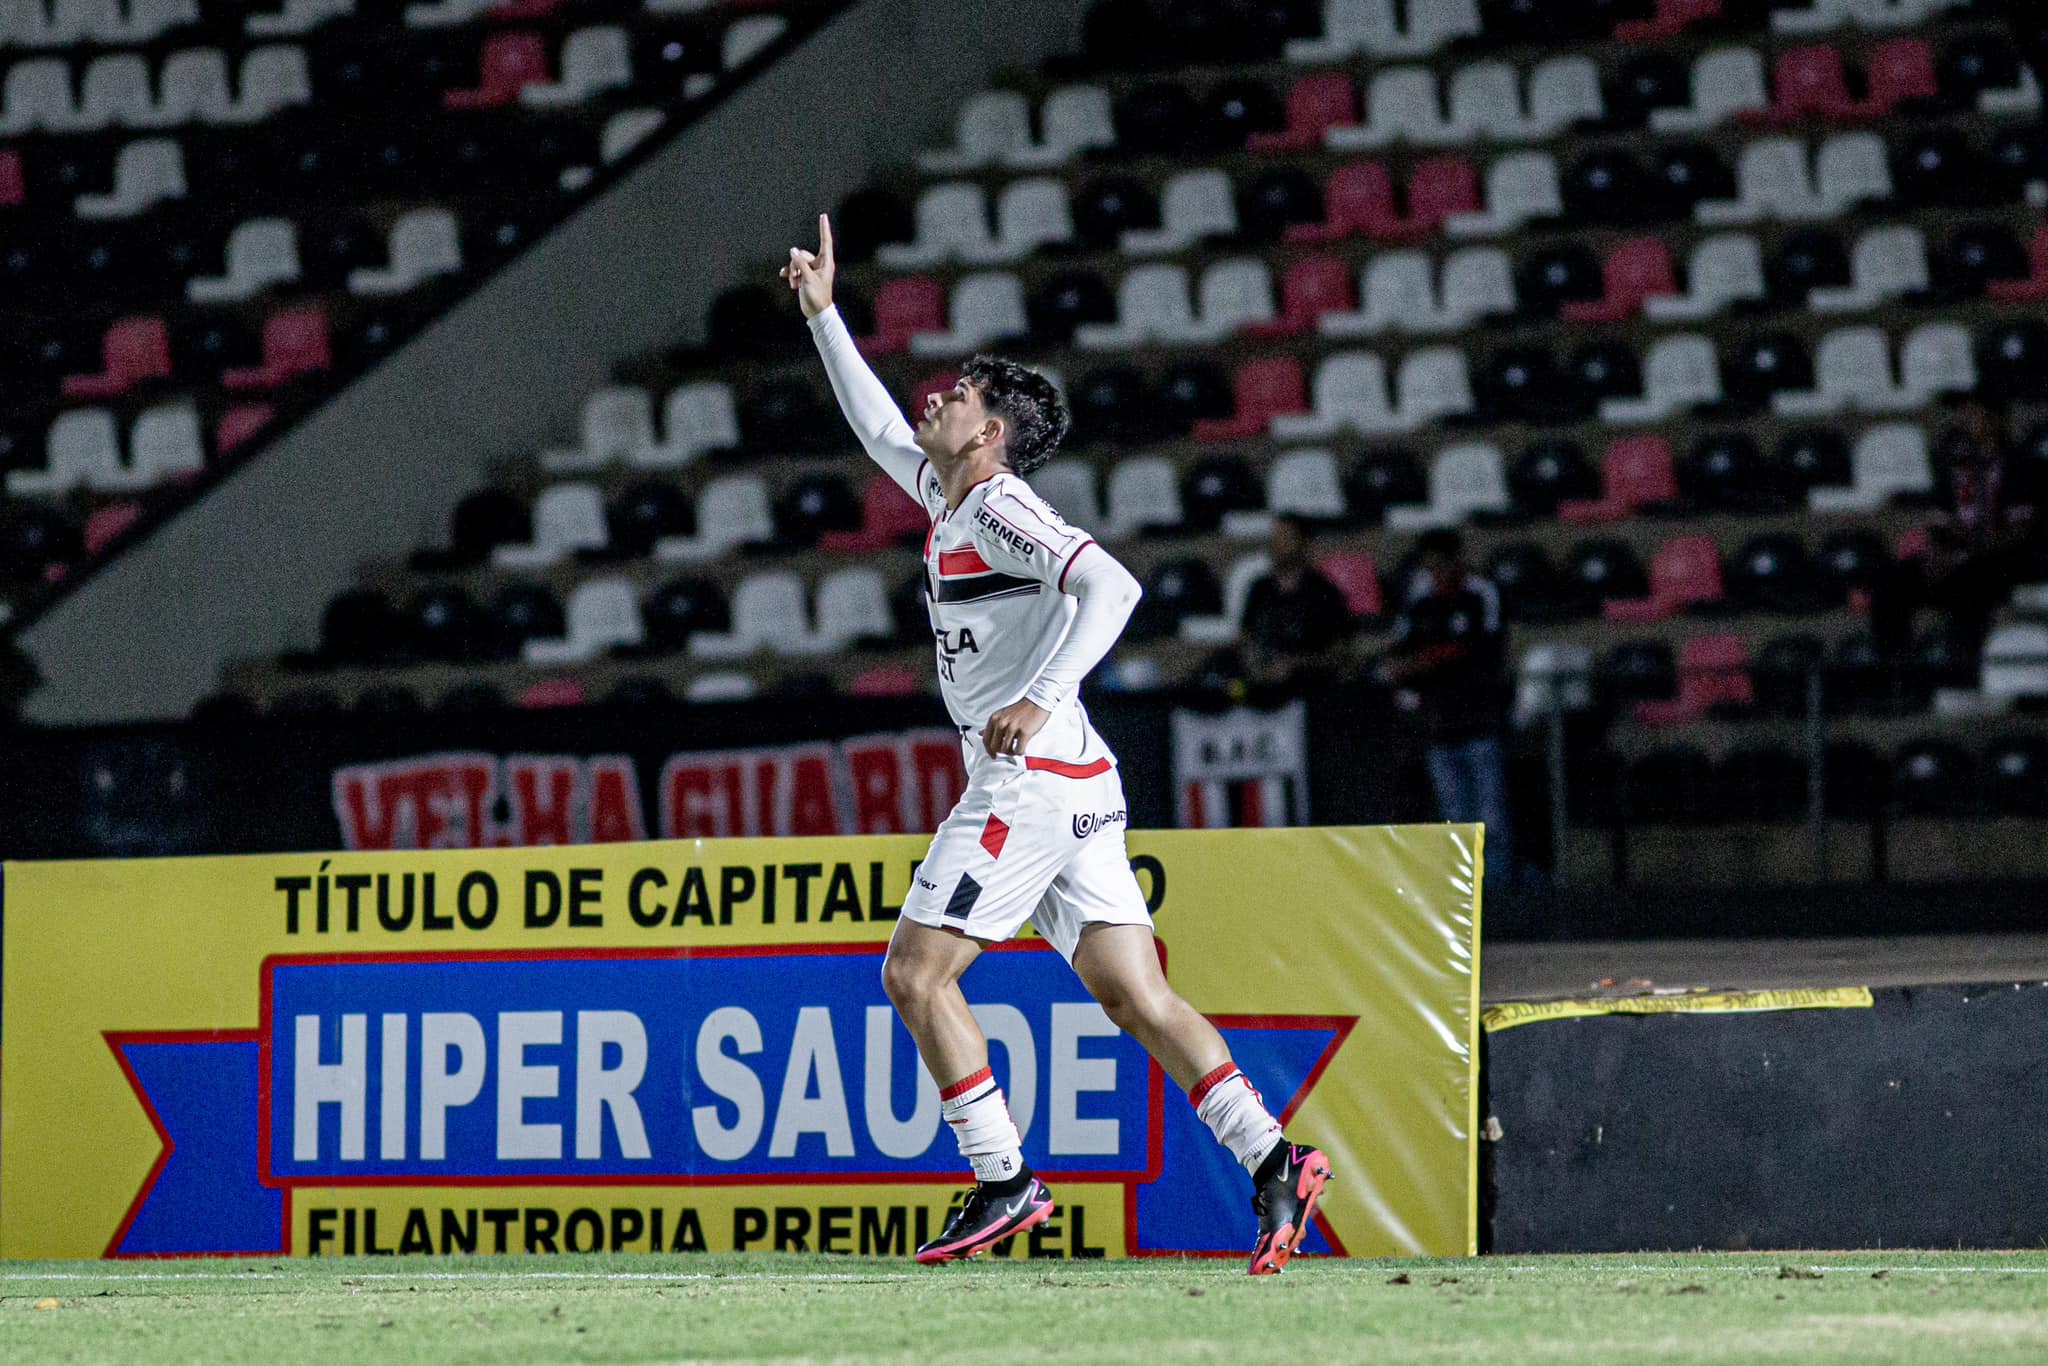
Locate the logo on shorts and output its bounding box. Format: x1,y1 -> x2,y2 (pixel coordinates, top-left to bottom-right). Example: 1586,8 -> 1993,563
1071,809 -> 1127,839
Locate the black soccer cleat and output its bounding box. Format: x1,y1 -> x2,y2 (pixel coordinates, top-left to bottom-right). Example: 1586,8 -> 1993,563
1247,1141 -> 1331,1276
914,1177 -> 1055,1264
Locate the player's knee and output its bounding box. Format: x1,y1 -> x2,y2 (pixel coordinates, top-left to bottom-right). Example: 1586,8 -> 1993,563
1093,979 -> 1168,1036
880,952 -> 931,1010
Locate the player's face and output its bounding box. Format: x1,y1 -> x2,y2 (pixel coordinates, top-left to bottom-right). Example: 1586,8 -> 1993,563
916,379 -> 997,461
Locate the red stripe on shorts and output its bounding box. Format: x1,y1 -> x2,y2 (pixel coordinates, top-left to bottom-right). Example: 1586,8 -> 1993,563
1024,756 -> 1113,779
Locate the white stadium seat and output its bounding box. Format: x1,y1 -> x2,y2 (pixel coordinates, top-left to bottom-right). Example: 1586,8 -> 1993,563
1601,334 -> 1722,422
878,183 -> 995,269
1653,47 -> 1768,132
1646,234 -> 1767,320
544,388 -> 656,472
494,484 -> 609,568
187,218 -> 301,303
814,568 -> 894,648
76,139 -> 187,218
1180,554 -> 1272,643
1104,457 -> 1184,537
1808,423 -> 1934,512
1121,169 -> 1237,256
638,382 -> 739,467
910,272 -> 1029,357
1386,442 -> 1510,529
1446,151 -> 1561,237
6,409 -> 122,496
1006,85 -> 1116,168
1272,351 -> 1397,438
1031,460 -> 1104,527
920,90 -> 1032,173
348,209 -> 464,295
656,475 -> 774,561
526,579 -> 645,665
521,26 -> 633,107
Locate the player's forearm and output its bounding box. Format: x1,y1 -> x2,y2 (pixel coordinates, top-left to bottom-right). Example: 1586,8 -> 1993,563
808,305 -> 924,496
1024,546 -> 1142,712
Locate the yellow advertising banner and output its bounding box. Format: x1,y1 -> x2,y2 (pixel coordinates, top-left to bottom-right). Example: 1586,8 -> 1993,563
0,826 -> 1481,1260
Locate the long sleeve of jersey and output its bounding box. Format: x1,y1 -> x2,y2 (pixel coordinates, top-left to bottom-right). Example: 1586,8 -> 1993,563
808,304 -> 926,502
1024,543 -> 1142,712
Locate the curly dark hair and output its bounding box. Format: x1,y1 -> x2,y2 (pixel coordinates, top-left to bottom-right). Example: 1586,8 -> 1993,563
961,355 -> 1070,476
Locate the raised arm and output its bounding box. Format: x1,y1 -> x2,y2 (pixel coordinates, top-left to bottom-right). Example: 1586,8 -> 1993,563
783,213 -> 926,501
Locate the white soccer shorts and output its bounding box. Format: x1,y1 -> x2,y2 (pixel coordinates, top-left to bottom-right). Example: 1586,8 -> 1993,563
899,757 -> 1153,960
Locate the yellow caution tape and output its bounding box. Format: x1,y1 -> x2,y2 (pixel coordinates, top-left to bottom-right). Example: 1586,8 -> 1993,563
1482,986 -> 1875,1033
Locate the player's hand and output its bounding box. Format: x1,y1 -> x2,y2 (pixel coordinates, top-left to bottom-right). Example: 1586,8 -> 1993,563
983,699 -> 1050,759
779,212 -> 836,319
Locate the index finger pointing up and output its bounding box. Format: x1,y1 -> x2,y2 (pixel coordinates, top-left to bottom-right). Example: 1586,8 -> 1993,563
817,213 -> 835,267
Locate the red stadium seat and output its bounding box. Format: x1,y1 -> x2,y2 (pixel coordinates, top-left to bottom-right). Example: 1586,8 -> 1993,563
1987,224 -> 2048,303
82,500 -> 143,556
1863,39 -> 1937,115
1605,535 -> 1724,622
62,316 -> 172,399
1244,255 -> 1353,336
215,404 -> 274,453
859,277 -> 945,356
444,32 -> 551,110
1249,73 -> 1358,153
1317,550 -> 1381,619
222,306 -> 331,389
849,665 -> 922,696
519,678 -> 587,708
1285,163 -> 1397,244
1562,238 -> 1677,322
1614,0 -> 1720,42
1634,633 -> 1754,723
1192,357 -> 1308,441
1399,158 -> 1479,240
1560,437 -> 1680,523
0,149 -> 22,207
1754,46 -> 1857,125
820,474 -> 929,552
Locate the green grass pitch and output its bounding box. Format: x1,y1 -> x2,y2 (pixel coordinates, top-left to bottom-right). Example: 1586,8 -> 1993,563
2,1251 -> 2045,1363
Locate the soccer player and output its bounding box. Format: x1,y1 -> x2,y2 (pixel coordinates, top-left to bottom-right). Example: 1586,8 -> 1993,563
782,216 -> 1330,1274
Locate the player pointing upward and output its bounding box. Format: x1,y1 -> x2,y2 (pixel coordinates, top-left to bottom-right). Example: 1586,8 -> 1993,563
783,215 -> 1330,1274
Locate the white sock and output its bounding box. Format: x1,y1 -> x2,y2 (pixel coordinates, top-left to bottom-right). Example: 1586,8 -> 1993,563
940,1066 -> 1025,1185
1191,1063 -> 1283,1175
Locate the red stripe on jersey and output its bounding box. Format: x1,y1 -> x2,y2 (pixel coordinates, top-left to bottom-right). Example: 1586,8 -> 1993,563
1058,539 -> 1097,592
938,545 -> 993,577
1025,756 -> 1113,779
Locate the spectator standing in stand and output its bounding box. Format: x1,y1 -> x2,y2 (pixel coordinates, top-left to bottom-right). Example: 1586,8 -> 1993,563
1383,530 -> 1515,894
1240,515 -> 1355,692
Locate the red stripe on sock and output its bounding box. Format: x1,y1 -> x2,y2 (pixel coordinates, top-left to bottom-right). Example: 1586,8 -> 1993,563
940,1065 -> 994,1102
1187,1062 -> 1240,1110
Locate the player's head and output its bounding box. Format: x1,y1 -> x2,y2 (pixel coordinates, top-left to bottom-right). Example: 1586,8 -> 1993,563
915,356 -> 1070,475
1269,513 -> 1312,572
1415,528 -> 1465,586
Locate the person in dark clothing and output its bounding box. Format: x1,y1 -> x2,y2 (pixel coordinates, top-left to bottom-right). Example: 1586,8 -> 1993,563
1382,529 -> 1514,889
1922,397 -> 2042,658
1240,515 -> 1354,690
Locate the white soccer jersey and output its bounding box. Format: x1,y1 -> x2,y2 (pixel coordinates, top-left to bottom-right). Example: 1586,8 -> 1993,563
909,462 -> 1110,764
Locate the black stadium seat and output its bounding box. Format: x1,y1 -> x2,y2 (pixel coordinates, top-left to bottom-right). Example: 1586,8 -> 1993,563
1509,439 -> 1600,516
645,577 -> 730,654
1129,556 -> 1223,642
487,584 -> 566,662
1181,455 -> 1261,532
1892,739 -> 1975,816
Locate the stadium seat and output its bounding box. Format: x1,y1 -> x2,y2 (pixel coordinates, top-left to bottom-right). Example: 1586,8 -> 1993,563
494,483 -> 607,568
444,32 -> 551,109
1394,346 -> 1476,429
878,184 -> 995,268
220,306 -> 330,389
1075,265 -> 1201,348
1891,739 -> 1974,817
62,315 -> 172,399
1559,437 -> 1679,523
522,27 -> 631,107
1287,162 -> 1396,242
1270,351 -> 1396,437
1808,423 -> 1933,511
1446,151 -> 1562,237
1104,457 -> 1185,537
1604,535 -> 1725,621
1251,72 -> 1359,151
909,272 -> 1029,357
1655,46 -> 1768,131
524,578 -> 644,665
655,475 -> 774,561
1646,233 -> 1767,319
1193,258 -> 1279,337
544,387 -> 656,472
1317,550 -> 1381,618
1733,531 -> 1819,613
1808,225 -> 1927,311
1247,255 -> 1353,336
1986,736 -> 2048,817
638,382 -> 739,468
1985,224 -> 2048,303
123,404 -> 206,487
1509,439 -> 1600,515
74,138 -> 186,219
187,218 -> 301,303
919,90 -> 1032,172
1562,238 -> 1677,322
1267,448 -> 1346,521
691,572 -> 818,660
819,474 -> 927,553
1192,357 -> 1308,441
6,409 -> 122,496
1385,442 -> 1510,529
1030,461 -> 1104,528
1635,633 -> 1754,724
1122,169 -> 1237,254
1182,455 -> 1263,533
1600,333 -> 1720,422
1006,85 -> 1116,167
347,209 -> 463,295
981,178 -> 1074,261
1514,642 -> 1595,726
858,277 -> 945,355
814,567 -> 893,648
607,479 -> 694,559
1327,66 -> 1448,150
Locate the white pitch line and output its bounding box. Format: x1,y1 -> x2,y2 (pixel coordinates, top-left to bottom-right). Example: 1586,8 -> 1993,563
0,1264 -> 2043,1284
